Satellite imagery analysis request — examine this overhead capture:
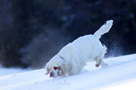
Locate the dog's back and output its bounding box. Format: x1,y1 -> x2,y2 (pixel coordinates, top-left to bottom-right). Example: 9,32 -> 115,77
71,20 -> 113,61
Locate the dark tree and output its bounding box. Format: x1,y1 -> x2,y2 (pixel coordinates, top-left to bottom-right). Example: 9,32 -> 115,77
0,0 -> 136,68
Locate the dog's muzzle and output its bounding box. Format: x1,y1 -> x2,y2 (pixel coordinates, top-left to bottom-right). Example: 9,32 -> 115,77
50,72 -> 54,77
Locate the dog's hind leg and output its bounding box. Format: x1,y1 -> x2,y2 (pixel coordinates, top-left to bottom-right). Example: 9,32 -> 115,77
95,56 -> 102,67
95,56 -> 108,67
95,47 -> 107,67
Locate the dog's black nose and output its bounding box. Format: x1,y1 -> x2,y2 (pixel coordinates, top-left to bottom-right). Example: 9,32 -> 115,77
50,72 -> 54,77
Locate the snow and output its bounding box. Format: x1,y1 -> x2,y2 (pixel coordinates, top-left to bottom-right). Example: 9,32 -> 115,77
0,65 -> 29,77
101,79 -> 136,90
0,54 -> 136,90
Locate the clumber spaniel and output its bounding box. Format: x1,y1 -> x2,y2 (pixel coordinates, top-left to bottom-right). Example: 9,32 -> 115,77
45,20 -> 113,78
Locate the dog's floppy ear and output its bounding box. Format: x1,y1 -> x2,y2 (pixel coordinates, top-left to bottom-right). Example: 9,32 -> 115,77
45,67 -> 51,75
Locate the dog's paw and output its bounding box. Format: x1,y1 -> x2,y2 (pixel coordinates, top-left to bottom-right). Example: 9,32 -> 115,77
95,64 -> 100,67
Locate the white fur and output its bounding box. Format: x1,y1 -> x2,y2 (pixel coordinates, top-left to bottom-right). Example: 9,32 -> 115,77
45,20 -> 113,78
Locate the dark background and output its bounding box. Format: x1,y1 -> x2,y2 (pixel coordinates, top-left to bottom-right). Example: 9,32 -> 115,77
0,0 -> 136,68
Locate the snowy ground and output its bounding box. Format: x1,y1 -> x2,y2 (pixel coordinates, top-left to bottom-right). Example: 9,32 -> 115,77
0,66 -> 30,77
0,54 -> 136,90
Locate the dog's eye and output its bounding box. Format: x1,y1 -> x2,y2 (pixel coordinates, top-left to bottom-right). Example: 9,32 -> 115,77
53,67 -> 58,70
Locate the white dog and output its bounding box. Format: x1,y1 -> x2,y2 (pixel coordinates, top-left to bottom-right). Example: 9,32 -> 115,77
45,20 -> 113,78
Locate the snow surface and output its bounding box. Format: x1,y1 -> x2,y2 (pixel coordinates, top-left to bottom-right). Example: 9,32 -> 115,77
0,66 -> 29,77
0,54 -> 136,90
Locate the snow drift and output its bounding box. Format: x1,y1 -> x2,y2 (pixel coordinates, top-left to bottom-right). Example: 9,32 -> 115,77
0,54 -> 136,90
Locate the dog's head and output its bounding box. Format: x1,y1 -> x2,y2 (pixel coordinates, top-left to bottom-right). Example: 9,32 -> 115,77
45,55 -> 65,78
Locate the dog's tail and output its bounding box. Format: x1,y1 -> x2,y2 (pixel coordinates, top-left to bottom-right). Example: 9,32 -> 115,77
94,20 -> 113,39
